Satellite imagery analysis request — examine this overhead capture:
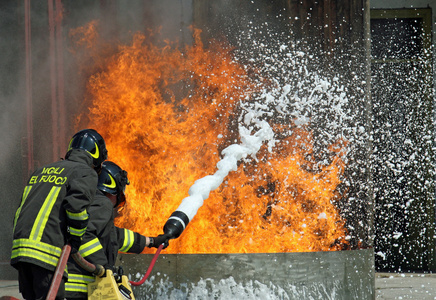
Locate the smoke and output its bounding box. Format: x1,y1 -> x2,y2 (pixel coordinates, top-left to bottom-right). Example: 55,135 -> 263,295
0,2 -> 26,166
0,0 -> 197,274
0,0 -> 27,268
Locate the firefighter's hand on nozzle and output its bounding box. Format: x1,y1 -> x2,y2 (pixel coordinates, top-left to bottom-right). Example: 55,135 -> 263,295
148,234 -> 171,249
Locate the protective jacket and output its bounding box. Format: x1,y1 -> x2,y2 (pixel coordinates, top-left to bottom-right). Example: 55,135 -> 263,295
11,149 -> 97,275
65,190 -> 146,296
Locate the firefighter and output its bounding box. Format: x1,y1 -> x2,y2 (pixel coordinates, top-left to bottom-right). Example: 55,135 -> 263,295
65,161 -> 170,299
11,129 -> 108,300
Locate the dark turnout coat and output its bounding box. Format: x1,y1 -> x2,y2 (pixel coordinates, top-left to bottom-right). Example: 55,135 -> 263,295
65,190 -> 146,297
11,149 -> 97,275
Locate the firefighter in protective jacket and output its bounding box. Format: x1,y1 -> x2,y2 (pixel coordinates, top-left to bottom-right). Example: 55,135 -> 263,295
65,161 -> 170,299
11,129 -> 108,300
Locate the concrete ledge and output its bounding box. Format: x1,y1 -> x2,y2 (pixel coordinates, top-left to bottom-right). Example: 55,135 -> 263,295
0,280 -> 22,299
118,248 -> 375,299
376,272 -> 436,299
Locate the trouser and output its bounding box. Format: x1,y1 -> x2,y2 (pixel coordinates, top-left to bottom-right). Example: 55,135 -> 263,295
65,294 -> 87,300
65,289 -> 87,300
16,262 -> 65,300
65,272 -> 93,300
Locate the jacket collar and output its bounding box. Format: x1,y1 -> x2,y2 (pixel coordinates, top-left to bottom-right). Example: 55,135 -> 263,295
65,149 -> 94,168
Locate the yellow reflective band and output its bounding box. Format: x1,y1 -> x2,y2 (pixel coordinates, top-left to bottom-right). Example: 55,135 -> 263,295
30,186 -> 61,241
23,185 -> 32,200
11,248 -> 59,268
119,229 -> 134,252
13,185 -> 32,232
103,174 -> 116,189
69,227 -> 86,237
68,273 -> 95,283
12,239 -> 62,257
79,238 -> 103,257
65,282 -> 88,293
87,142 -> 99,159
65,274 -> 95,293
66,209 -> 89,221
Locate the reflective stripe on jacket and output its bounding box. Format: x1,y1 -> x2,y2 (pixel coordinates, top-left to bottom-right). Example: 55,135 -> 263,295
11,149 -> 97,274
65,190 -> 146,296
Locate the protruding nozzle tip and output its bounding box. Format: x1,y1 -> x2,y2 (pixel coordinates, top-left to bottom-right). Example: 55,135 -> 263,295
163,211 -> 190,239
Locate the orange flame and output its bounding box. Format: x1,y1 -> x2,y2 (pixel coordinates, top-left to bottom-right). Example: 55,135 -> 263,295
73,24 -> 349,254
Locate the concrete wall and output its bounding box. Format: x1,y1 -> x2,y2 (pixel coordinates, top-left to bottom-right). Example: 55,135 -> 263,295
118,249 -> 375,299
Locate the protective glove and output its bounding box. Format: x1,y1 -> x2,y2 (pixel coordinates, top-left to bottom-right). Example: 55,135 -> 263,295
148,234 -> 171,249
68,234 -> 82,254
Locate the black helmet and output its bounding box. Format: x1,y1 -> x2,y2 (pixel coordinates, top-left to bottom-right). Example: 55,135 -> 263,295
98,161 -> 130,208
67,129 -> 108,168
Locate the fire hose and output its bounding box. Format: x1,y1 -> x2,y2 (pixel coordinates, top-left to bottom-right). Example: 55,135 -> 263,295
47,244 -> 71,300
129,243 -> 164,286
48,243 -> 164,299
47,244 -> 105,300
71,250 -> 106,277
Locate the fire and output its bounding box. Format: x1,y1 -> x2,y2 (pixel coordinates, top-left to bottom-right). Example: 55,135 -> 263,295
72,23 -> 349,254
